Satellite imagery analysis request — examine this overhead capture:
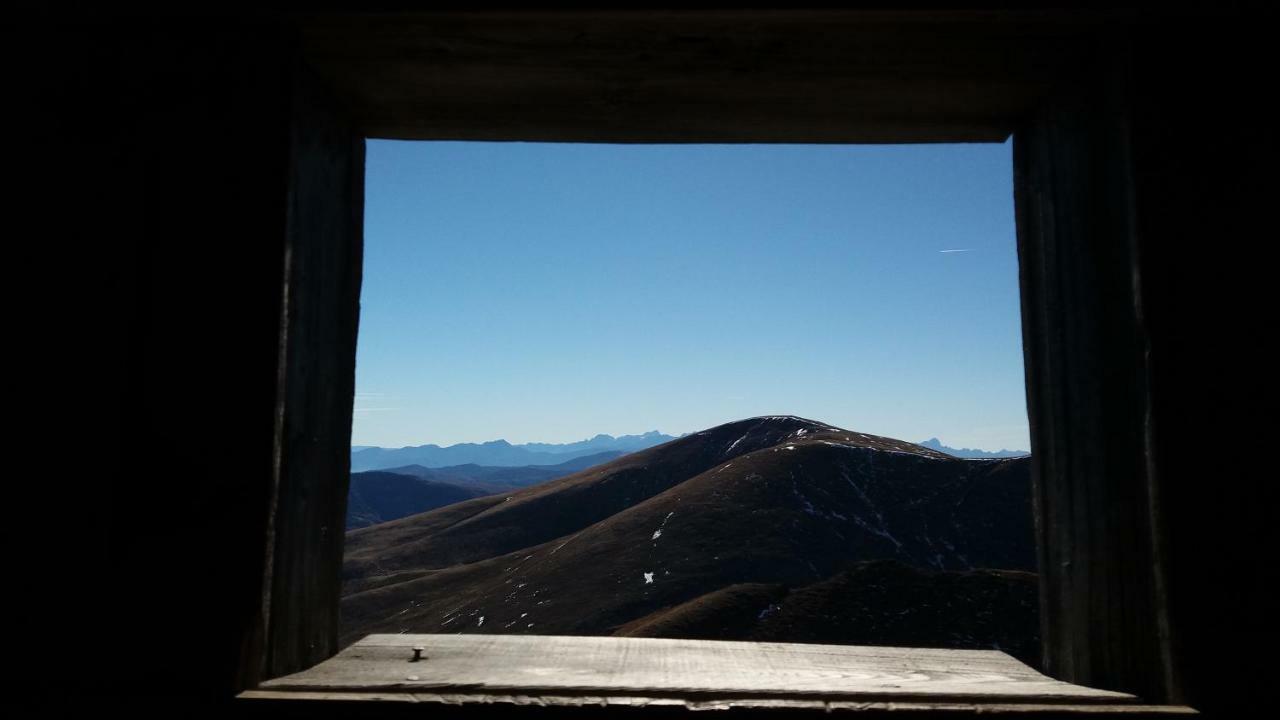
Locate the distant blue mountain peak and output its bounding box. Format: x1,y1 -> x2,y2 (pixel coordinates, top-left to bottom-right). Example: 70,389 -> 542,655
351,430 -> 678,472
918,438 -> 1030,459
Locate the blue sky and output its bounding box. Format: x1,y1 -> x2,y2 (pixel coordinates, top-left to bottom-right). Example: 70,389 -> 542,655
355,140 -> 1029,451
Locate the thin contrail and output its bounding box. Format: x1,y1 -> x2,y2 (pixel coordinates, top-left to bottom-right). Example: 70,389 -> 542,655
938,248 -> 975,253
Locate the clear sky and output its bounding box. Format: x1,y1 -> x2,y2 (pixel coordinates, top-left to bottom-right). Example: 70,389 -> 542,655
354,140 -> 1029,451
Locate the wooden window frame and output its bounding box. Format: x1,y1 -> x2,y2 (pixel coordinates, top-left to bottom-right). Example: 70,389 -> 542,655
251,9 -> 1178,710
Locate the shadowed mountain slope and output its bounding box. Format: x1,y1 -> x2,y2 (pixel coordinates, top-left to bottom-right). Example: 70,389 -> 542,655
617,561 -> 1039,667
346,472 -> 492,530
346,452 -> 627,529
614,582 -> 789,641
747,560 -> 1039,665
381,451 -> 626,492
341,416 -> 1033,649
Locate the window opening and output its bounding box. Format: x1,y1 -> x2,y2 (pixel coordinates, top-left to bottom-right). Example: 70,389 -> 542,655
341,141 -> 1035,665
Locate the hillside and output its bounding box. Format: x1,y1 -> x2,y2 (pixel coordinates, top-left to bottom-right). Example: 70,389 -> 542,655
617,560 -> 1039,666
381,451 -> 625,491
347,472 -> 492,529
341,416 -> 1035,653
346,451 -> 625,528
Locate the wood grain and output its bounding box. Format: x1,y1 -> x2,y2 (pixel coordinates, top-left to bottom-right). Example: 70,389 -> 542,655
260,62 -> 366,682
241,690 -> 1195,715
260,634 -> 1137,704
294,11 -> 1110,142
1013,43 -> 1176,703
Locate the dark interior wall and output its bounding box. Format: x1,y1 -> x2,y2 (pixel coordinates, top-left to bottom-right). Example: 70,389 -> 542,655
19,17 -> 305,706
1129,17 -> 1274,718
114,22 -> 293,701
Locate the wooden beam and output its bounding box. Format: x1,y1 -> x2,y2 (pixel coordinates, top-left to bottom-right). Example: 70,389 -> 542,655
294,11 -> 1106,142
261,60 -> 366,682
1013,39 -> 1175,703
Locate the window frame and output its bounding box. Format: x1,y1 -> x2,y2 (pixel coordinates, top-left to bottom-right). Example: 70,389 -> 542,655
253,9 -> 1177,710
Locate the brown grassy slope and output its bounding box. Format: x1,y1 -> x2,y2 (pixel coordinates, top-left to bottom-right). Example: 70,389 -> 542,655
613,582 -> 789,640
340,417 -> 1031,647
619,560 -> 1040,668
751,561 -> 1040,667
346,471 -> 495,529
343,416 -> 945,578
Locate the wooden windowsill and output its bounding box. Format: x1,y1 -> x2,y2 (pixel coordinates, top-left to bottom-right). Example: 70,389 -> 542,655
240,635 -> 1195,716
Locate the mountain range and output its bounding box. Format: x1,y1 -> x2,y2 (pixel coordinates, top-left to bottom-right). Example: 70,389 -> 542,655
342,416 -> 1038,663
350,431 -> 676,472
917,438 -> 1030,459
346,451 -> 624,529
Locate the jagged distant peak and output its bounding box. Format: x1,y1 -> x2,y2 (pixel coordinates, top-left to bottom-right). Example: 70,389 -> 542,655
350,429 -> 678,471
917,438 -> 1030,459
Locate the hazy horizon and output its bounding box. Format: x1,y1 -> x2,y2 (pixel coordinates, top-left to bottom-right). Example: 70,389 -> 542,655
349,422 -> 1030,453
355,141 -> 1029,451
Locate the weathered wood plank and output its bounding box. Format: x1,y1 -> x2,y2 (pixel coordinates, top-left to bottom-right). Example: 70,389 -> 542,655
261,61 -> 366,682
260,635 -> 1136,704
239,691 -> 1196,715
295,11 -> 1107,142
1013,40 -> 1175,703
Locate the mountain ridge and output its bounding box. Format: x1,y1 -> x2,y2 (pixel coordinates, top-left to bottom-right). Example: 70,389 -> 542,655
918,437 -> 1030,459
351,431 -> 677,471
346,451 -> 626,528
342,416 -> 1035,654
